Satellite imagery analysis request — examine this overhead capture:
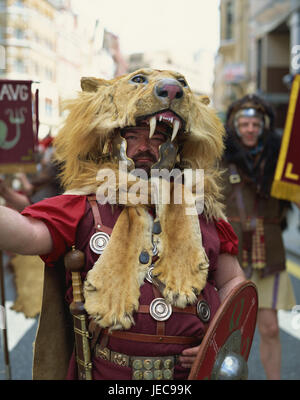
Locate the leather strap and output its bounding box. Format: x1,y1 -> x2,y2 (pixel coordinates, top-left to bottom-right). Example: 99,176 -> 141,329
151,284 -> 165,335
101,329 -> 202,345
87,195 -> 112,235
138,304 -> 197,314
228,164 -> 256,278
228,164 -> 248,229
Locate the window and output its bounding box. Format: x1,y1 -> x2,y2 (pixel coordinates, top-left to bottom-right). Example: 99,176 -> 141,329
15,0 -> 24,7
14,58 -> 26,73
257,38 -> 262,91
15,28 -> 25,40
0,45 -> 5,70
45,98 -> 53,116
225,1 -> 234,40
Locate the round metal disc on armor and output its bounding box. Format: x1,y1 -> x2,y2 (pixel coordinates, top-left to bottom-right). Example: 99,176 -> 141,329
150,298 -> 172,321
197,300 -> 211,323
89,232 -> 110,254
146,265 -> 154,283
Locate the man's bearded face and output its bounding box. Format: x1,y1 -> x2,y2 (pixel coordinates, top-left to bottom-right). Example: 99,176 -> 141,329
123,127 -> 167,174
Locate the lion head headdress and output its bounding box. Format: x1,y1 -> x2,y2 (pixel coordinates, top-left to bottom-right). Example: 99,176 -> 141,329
53,69 -> 226,330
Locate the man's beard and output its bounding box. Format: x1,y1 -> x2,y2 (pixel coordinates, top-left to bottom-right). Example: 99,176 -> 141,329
132,151 -> 157,175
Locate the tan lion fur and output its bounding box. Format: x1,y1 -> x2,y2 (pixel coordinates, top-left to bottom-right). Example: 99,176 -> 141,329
84,205 -> 153,330
54,69 -> 225,219
54,69 -> 226,330
82,164 -> 209,329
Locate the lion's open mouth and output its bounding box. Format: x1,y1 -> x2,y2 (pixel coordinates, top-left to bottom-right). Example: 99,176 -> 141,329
137,110 -> 184,142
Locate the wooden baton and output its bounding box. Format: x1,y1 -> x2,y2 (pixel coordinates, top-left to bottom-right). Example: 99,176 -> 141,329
64,246 -> 92,380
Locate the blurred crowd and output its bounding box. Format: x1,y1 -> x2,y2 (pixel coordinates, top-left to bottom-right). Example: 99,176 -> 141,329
0,135 -> 62,212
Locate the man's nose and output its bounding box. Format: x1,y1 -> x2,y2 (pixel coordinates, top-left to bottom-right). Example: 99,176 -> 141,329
248,123 -> 256,133
137,138 -> 150,152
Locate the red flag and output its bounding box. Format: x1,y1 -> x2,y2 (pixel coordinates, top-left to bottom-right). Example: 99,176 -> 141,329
0,80 -> 37,173
271,75 -> 300,203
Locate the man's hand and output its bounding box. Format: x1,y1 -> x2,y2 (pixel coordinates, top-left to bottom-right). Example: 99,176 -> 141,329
179,345 -> 200,369
179,254 -> 245,370
0,178 -> 31,212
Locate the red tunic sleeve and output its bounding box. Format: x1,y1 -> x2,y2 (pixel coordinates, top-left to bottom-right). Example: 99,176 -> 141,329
215,219 -> 238,255
21,194 -> 87,266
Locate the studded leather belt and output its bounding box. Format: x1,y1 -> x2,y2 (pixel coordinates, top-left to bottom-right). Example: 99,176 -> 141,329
95,345 -> 179,380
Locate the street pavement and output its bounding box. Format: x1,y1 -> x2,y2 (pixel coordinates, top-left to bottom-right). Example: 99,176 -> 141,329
1,206 -> 300,381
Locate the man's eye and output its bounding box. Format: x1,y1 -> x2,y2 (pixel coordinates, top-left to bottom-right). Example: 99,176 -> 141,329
130,75 -> 148,84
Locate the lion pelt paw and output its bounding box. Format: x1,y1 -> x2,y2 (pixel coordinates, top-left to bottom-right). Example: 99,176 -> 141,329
84,280 -> 139,330
92,311 -> 135,331
162,287 -> 198,308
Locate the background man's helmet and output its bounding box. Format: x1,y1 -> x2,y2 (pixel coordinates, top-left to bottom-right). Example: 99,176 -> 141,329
226,94 -> 275,138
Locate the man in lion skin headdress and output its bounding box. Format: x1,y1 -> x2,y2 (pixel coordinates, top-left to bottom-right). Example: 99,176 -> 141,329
0,69 -> 245,380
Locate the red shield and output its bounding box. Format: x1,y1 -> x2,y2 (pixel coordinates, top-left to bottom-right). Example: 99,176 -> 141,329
188,280 -> 258,380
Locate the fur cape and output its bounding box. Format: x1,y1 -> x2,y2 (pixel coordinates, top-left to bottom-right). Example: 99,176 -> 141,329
54,69 -> 227,330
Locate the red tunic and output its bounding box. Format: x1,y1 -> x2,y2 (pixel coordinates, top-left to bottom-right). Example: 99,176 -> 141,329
22,195 -> 238,380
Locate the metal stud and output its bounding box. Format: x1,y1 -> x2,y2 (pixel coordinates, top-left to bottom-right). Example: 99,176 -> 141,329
197,300 -> 211,323
89,232 -> 110,254
154,359 -> 162,369
163,369 -> 172,379
153,221 -> 162,234
132,359 -> 143,370
150,298 -> 172,321
139,251 -> 150,264
154,370 -> 163,380
164,358 -> 174,369
144,359 -> 153,370
143,370 -> 153,380
133,370 -> 143,380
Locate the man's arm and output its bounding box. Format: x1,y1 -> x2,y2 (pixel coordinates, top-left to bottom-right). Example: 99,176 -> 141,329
0,205 -> 53,255
214,253 -> 246,302
179,254 -> 245,369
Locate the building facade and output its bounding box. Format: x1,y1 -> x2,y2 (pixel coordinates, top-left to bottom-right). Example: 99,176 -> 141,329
0,0 -> 126,138
214,0 -> 300,129
0,0 -> 59,137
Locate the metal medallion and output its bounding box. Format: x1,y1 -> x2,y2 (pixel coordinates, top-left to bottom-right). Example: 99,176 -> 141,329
146,265 -> 154,283
196,300 -> 211,323
89,231 -> 110,255
149,298 -> 172,321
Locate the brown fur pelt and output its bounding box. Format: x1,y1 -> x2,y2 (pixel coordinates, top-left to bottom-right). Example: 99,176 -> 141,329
10,255 -> 44,318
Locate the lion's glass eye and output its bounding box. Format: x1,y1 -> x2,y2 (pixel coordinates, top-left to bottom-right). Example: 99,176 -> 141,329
178,78 -> 188,87
130,75 -> 148,84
